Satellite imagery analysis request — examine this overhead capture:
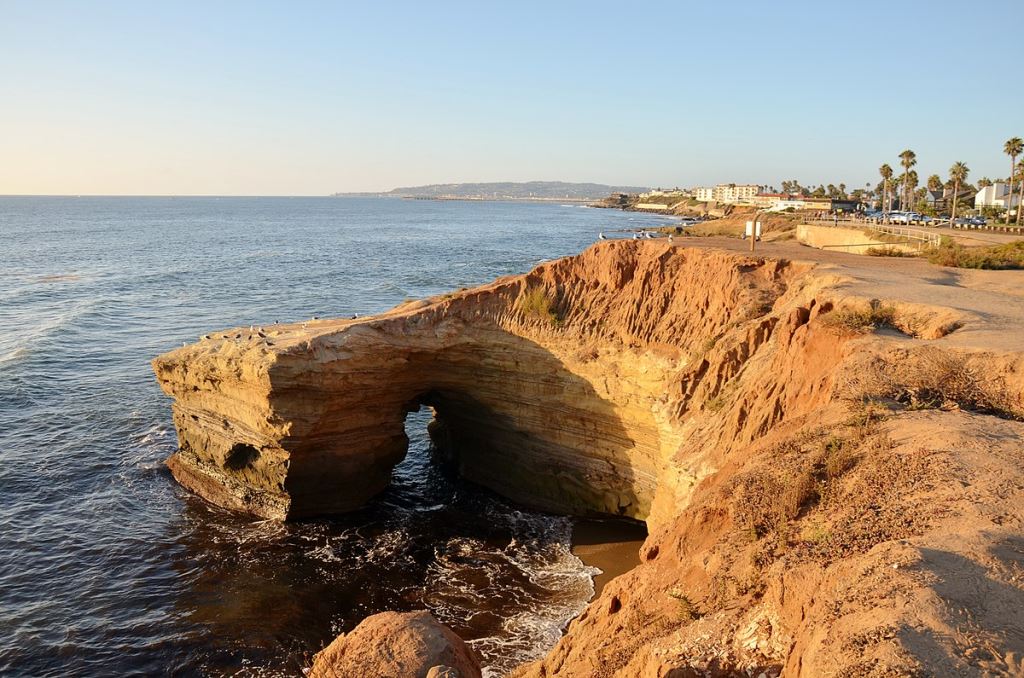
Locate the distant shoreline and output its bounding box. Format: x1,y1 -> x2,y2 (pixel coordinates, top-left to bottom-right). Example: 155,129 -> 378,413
331,194 -> 597,204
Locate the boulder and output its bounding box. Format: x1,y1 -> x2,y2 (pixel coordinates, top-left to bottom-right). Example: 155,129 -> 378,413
309,610 -> 481,678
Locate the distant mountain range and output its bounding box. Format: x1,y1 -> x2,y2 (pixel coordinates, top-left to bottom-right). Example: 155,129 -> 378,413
332,181 -> 650,201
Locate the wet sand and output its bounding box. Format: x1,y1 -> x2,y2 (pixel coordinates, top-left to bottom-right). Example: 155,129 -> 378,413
571,518 -> 647,596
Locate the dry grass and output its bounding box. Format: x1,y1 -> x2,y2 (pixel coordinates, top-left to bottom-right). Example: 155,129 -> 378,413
666,589 -> 699,622
824,436 -> 858,479
841,348 -> 1023,420
778,469 -> 818,521
822,301 -> 899,334
517,285 -> 562,326
866,246 -> 917,258
928,239 -> 1024,269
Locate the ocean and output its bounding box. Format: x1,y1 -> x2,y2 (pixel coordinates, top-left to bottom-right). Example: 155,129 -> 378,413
0,196 -> 668,676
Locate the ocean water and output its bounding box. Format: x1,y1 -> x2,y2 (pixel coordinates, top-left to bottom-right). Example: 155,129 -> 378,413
0,197 -> 668,677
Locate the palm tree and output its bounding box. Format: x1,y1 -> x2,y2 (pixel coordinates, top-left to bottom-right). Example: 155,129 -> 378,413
1005,138 -> 1023,222
879,164 -> 893,212
906,170 -> 919,210
927,174 -> 943,192
978,177 -> 993,188
899,149 -> 917,210
949,162 -> 969,223
1016,159 -> 1024,225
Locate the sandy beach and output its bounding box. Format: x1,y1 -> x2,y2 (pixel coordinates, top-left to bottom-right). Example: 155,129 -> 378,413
571,518 -> 647,596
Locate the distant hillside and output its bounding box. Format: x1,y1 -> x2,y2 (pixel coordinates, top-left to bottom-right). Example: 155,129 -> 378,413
333,181 -> 650,201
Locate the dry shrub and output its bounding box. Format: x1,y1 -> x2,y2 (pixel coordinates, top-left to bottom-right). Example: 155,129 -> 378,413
517,285 -> 562,326
866,246 -> 916,257
667,588 -> 699,622
822,300 -> 899,334
732,473 -> 784,538
824,436 -> 858,479
804,444 -> 944,562
928,239 -> 1024,269
842,348 -> 1022,420
778,469 -> 818,521
733,467 -> 820,538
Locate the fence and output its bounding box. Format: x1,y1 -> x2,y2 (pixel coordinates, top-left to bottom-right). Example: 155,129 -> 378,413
804,219 -> 942,249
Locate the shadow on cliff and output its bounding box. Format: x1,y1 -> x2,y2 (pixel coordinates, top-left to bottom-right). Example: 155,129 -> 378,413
393,330 -> 654,520
895,545 -> 1024,672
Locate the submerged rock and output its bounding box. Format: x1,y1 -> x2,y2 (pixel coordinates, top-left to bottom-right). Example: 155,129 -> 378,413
309,610 -> 481,678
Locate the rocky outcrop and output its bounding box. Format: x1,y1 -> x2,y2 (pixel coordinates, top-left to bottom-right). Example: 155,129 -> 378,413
155,239 -> 1024,676
309,611 -> 481,678
153,241 -> 807,521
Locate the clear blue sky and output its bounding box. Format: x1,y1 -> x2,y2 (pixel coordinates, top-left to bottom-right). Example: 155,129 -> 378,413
2,0 -> 1022,195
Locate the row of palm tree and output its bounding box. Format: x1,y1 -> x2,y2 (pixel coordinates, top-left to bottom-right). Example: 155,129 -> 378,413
1005,137 -> 1023,225
876,138 -> 1024,225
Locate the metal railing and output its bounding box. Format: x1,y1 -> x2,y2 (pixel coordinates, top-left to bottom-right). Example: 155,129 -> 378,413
804,218 -> 942,249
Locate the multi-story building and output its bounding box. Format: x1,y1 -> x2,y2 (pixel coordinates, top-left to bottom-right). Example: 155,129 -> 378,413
713,184 -> 760,203
693,184 -> 762,204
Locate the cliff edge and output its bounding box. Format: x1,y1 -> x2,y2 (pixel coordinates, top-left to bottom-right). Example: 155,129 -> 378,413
153,240 -> 1024,676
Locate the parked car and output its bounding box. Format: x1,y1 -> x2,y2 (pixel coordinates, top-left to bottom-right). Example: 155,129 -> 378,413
968,216 -> 987,226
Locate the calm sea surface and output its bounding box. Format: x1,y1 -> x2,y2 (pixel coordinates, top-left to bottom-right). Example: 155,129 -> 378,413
0,197 -> 670,677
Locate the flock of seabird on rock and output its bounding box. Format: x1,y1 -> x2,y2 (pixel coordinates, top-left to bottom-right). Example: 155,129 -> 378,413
192,314 -> 361,350
187,226 -> 678,352
598,230 -> 673,242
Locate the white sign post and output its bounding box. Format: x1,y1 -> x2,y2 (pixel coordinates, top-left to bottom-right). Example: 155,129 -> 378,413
745,221 -> 762,252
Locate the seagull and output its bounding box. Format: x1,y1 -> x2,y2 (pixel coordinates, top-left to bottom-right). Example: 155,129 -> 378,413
221,334 -> 230,340
311,315 -> 320,321
645,231 -> 654,239
351,314 -> 358,319
274,320 -> 279,325
257,330 -> 266,338
632,233 -> 639,240
201,334 -> 210,341
234,333 -> 241,339
249,324 -> 254,331
265,341 -> 275,347
599,232 -> 607,240
668,234 -> 674,242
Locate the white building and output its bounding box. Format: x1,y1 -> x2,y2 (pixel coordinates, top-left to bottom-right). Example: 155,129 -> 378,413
975,182 -> 1020,209
714,184 -> 760,203
693,184 -> 762,204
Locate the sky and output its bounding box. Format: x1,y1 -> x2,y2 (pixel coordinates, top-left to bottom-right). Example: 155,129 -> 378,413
1,0 -> 1022,196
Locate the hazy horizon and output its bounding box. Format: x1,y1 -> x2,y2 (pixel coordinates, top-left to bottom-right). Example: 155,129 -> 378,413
3,0 -> 1022,196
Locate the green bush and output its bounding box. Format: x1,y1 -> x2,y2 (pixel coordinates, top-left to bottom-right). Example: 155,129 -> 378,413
517,285 -> 562,326
927,239 -> 1024,269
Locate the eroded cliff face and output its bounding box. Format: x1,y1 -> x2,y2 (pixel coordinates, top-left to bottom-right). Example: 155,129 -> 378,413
154,242 -> 806,521
154,240 -> 1024,676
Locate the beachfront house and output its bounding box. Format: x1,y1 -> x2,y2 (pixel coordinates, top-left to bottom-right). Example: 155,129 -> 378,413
975,182 -> 1020,210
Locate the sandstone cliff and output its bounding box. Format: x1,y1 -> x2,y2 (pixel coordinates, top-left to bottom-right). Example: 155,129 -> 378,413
154,240 -> 1024,676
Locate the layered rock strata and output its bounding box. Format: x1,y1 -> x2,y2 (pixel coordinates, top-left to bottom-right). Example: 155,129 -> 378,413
154,242 -> 804,521
155,240 -> 1024,675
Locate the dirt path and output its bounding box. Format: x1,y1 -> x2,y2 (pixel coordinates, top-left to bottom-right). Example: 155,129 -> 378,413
672,236 -> 1024,352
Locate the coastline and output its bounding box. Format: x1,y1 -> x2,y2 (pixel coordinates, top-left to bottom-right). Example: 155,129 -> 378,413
570,518 -> 647,596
